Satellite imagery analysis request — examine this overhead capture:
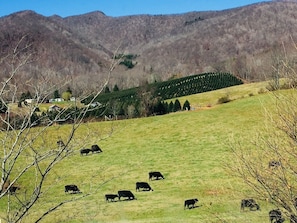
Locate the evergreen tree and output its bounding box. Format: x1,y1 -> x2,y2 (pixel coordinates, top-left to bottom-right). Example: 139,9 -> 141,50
66,86 -> 72,94
183,100 -> 191,111
20,91 -> 32,101
53,90 -> 60,99
113,84 -> 119,92
168,101 -> 174,113
173,99 -> 181,112
153,100 -> 166,115
163,102 -> 169,114
104,86 -> 110,93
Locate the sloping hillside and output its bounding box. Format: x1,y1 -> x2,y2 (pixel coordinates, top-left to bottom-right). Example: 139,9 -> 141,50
0,82 -> 281,223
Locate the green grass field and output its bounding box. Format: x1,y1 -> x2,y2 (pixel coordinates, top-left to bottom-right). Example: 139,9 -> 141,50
1,81 -> 287,223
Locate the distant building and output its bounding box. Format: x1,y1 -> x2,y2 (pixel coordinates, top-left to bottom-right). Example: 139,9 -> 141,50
89,102 -> 102,108
49,98 -> 64,103
48,105 -> 61,112
24,99 -> 36,104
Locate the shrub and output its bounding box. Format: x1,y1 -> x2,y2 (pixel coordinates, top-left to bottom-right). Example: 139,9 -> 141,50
217,95 -> 231,104
258,88 -> 267,94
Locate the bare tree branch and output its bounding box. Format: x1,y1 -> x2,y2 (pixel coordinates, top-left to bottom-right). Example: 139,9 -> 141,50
0,37 -> 121,223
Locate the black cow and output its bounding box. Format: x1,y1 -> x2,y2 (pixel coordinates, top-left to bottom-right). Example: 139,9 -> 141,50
118,190 -> 136,201
184,198 -> 198,209
80,148 -> 91,156
240,199 -> 260,211
8,186 -> 20,195
269,209 -> 285,223
105,194 -> 119,202
65,185 -> 80,194
269,160 -> 281,168
136,182 -> 153,191
91,144 -> 102,153
149,171 -> 165,180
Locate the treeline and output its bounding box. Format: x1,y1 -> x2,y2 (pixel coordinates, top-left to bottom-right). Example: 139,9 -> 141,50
83,72 -> 242,105
82,72 -> 242,119
84,98 -> 191,120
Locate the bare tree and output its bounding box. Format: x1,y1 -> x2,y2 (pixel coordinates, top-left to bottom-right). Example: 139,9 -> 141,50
136,81 -> 159,117
229,51 -> 297,222
0,37 -> 119,223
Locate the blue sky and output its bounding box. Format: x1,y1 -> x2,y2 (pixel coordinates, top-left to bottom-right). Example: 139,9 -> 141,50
0,0 -> 269,18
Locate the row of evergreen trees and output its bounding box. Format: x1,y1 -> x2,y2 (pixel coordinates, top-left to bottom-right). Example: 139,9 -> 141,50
81,72 -> 243,120
83,72 -> 243,106
84,98 -> 190,120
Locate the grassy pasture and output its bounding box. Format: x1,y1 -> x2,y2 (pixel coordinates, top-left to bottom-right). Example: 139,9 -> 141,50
1,81 -> 287,223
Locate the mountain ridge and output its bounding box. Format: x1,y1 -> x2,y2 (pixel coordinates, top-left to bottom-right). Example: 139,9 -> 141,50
1,1 -> 297,94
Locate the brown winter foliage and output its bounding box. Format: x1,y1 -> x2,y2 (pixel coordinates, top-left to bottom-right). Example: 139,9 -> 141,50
1,1 -> 297,93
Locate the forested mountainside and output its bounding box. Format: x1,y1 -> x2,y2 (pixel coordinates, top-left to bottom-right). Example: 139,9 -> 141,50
1,1 -> 297,94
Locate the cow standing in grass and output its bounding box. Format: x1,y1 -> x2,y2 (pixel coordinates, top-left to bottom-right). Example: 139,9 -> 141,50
80,148 -> 91,155
149,171 -> 165,180
65,185 -> 81,194
269,209 -> 285,223
118,190 -> 136,201
91,144 -> 102,153
184,198 -> 198,209
241,199 -> 260,211
136,182 -> 153,191
105,194 -> 119,202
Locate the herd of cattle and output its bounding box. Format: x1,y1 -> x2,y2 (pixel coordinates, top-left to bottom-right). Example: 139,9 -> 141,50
64,168 -> 200,209
238,160 -> 297,223
70,143 -> 201,209
240,198 -> 297,223
102,172 -> 165,202
66,146 -> 297,220
4,140 -> 292,221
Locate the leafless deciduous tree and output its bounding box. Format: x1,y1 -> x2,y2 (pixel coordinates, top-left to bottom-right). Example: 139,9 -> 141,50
229,54 -> 297,222
0,37 -> 119,223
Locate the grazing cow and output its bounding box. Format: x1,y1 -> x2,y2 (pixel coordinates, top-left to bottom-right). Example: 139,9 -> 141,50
184,198 -> 198,209
65,185 -> 80,194
269,209 -> 285,223
105,194 -> 119,202
149,171 -> 165,180
136,182 -> 153,191
80,148 -> 91,156
241,199 -> 260,211
91,144 -> 102,153
269,160 -> 281,168
118,190 -> 136,201
8,186 -> 20,195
